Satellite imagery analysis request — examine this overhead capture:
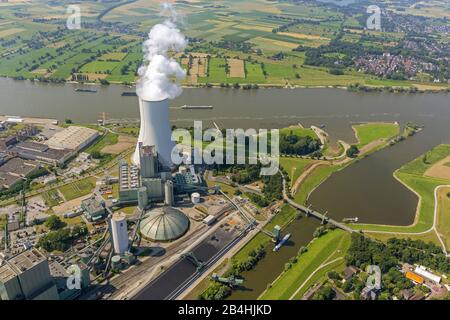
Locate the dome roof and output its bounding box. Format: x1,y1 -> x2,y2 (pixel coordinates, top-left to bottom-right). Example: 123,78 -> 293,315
140,207 -> 190,241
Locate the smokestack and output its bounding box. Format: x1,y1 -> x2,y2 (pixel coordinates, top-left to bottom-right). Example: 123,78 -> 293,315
133,98 -> 174,168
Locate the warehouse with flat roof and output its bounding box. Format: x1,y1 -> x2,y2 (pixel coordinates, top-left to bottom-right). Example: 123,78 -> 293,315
45,126 -> 99,151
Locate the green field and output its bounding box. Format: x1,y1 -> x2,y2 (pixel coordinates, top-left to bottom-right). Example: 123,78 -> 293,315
260,229 -> 350,300
84,132 -> 118,155
58,178 -> 96,202
0,0 -> 447,89
279,157 -> 313,186
353,122 -> 400,148
436,187 -> 450,251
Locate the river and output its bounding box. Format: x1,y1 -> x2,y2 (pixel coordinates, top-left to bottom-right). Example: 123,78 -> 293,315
0,78 -> 449,298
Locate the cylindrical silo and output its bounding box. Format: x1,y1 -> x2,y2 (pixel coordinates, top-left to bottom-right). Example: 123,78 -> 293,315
165,180 -> 174,206
191,192 -> 200,204
111,255 -> 122,270
138,186 -> 148,210
110,212 -> 129,255
133,98 -> 175,168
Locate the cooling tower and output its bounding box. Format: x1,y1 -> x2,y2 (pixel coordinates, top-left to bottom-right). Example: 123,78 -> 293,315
133,98 -> 175,168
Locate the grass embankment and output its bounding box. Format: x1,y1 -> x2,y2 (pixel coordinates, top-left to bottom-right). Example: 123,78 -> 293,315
353,122 -> 399,149
356,144 -> 450,234
436,187 -> 450,250
279,157 -> 314,187
294,164 -> 341,205
259,229 -> 350,300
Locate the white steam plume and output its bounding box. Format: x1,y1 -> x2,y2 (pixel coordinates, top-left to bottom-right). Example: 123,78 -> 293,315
136,3 -> 187,101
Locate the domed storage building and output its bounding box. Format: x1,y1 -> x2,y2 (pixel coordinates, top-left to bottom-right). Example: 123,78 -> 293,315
139,207 -> 190,242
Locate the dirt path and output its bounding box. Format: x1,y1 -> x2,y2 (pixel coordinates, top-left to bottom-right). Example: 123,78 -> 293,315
290,161 -> 327,196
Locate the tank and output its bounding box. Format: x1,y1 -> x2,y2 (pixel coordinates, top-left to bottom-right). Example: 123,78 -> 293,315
191,192 -> 200,204
111,255 -> 122,270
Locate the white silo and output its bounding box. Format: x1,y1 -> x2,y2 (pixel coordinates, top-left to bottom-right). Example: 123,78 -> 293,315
133,98 -> 175,169
165,180 -> 174,206
110,212 -> 129,255
191,192 -> 200,204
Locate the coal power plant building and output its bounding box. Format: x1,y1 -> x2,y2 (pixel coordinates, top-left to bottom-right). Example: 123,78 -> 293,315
139,206 -> 190,242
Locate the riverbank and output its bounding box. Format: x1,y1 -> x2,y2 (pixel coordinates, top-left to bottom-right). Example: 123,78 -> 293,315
354,144 -> 450,236
4,76 -> 450,93
259,229 -> 350,300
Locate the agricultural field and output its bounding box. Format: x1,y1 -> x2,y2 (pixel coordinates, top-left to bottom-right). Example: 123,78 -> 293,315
0,0 -> 447,89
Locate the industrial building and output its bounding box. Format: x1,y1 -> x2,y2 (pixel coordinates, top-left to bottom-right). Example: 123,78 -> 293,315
81,196 -> 107,222
414,265 -> 441,284
0,157 -> 41,190
10,141 -> 73,165
45,126 -> 99,151
139,206 -> 190,242
0,249 -> 59,300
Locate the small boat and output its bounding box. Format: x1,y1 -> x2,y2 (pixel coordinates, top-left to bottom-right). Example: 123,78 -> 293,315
342,217 -> 359,223
75,88 -> 97,93
180,105 -> 213,110
273,233 -> 291,252
121,92 -> 137,96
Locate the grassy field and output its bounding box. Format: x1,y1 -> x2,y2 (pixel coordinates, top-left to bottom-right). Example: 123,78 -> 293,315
0,0 -> 447,89
353,122 -> 400,148
84,132 -> 118,155
259,229 -> 350,300
434,187 -> 450,250
356,145 -> 450,233
279,157 -> 313,186
280,127 -> 316,139
58,178 -> 96,202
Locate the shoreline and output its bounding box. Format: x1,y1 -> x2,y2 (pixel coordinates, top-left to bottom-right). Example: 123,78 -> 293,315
2,76 -> 450,94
